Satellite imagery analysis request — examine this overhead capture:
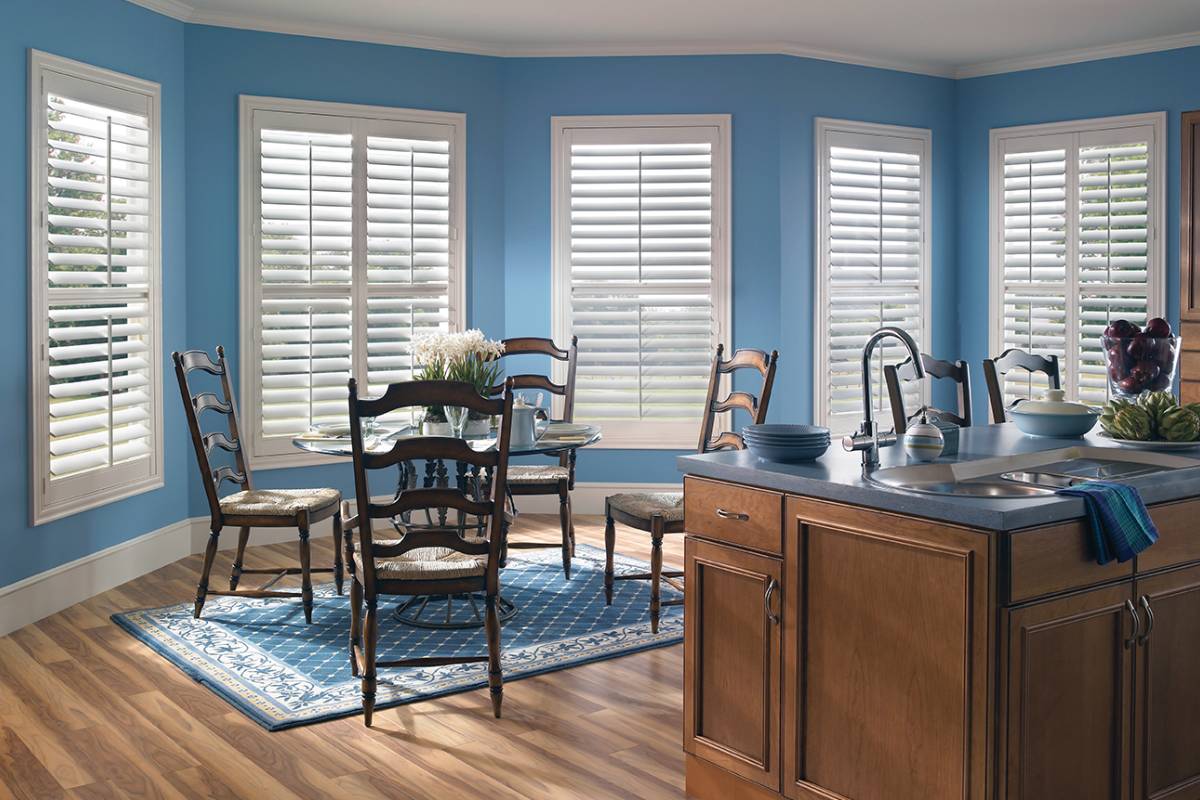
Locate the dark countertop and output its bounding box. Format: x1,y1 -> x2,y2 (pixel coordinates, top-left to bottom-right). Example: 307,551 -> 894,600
677,423 -> 1200,531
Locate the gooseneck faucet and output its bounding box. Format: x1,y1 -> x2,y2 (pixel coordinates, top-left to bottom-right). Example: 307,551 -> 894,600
842,326 -> 925,473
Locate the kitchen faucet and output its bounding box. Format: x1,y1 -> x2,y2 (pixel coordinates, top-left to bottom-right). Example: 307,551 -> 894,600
842,326 -> 925,472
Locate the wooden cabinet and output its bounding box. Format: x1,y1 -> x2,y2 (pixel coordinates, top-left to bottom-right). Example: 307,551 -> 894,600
1000,583 -> 1136,800
781,497 -> 992,800
1134,565 -> 1200,800
1182,111 -> 1200,323
683,477 -> 1200,800
683,536 -> 782,793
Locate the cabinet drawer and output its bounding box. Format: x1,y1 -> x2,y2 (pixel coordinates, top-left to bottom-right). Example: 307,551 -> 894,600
1137,498 -> 1200,574
684,477 -> 782,555
1006,521 -> 1131,604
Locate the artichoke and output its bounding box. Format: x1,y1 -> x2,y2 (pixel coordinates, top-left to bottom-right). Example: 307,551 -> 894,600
1100,398 -> 1135,431
1159,407 -> 1200,442
1137,391 -> 1178,436
1105,404 -> 1153,441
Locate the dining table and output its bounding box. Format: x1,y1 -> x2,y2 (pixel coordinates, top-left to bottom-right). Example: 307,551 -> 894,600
291,420 -> 602,629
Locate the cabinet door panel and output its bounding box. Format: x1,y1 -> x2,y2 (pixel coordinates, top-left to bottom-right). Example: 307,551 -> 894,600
683,536 -> 782,791
782,498 -> 992,800
1004,583 -> 1134,800
1135,565 -> 1200,800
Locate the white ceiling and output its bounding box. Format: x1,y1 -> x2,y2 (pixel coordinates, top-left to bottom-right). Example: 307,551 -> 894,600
131,0 -> 1200,78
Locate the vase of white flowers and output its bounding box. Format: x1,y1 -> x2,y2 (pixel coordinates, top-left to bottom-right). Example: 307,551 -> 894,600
413,330 -> 505,437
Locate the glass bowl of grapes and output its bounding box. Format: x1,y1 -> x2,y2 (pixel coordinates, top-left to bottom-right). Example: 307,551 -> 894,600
1103,318 -> 1179,399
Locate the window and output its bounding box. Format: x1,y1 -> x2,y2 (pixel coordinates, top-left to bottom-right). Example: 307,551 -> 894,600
814,119 -> 932,433
990,112 -> 1166,406
240,97 -> 465,466
29,51 -> 163,525
551,115 -> 730,449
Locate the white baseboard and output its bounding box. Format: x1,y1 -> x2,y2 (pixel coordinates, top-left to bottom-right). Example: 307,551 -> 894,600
0,482 -> 672,636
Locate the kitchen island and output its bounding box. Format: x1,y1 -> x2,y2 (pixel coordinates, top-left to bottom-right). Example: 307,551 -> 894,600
678,423 -> 1200,800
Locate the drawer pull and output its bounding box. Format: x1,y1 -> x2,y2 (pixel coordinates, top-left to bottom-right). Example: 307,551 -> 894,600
715,508 -> 749,521
764,578 -> 780,625
1124,599 -> 1141,649
1138,595 -> 1155,645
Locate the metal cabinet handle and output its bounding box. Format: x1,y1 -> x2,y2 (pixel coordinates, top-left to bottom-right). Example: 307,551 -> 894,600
764,578 -> 780,625
1124,599 -> 1141,649
716,508 -> 749,521
1138,595 -> 1155,646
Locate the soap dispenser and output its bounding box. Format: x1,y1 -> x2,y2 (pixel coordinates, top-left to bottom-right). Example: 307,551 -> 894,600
903,412 -> 944,462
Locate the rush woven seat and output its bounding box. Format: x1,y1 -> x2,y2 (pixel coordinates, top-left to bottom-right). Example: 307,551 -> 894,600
220,488 -> 341,517
606,492 -> 684,523
506,465 -> 570,483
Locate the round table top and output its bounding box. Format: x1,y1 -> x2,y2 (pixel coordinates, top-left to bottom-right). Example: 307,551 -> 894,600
291,421 -> 602,458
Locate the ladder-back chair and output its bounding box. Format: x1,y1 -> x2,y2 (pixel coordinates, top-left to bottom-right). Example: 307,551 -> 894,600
172,347 -> 343,622
884,353 -> 973,433
603,345 -> 779,632
488,336 -> 579,578
983,348 -> 1062,423
344,379 -> 515,725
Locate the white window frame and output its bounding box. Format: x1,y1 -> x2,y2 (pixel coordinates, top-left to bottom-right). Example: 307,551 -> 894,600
551,114 -> 732,449
988,112 -> 1167,402
813,118 -> 933,432
28,50 -> 164,525
239,96 -> 466,469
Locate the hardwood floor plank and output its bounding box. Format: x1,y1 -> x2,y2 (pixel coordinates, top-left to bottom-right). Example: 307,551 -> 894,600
0,516 -> 687,800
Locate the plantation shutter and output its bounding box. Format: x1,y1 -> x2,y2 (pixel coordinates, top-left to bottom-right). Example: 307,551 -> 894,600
994,119 -> 1159,407
557,122 -> 727,445
245,102 -> 463,462
817,123 -> 930,432
35,62 -> 161,521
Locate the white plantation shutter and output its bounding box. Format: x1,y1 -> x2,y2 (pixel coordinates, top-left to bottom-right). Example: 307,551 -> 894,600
31,53 -> 162,524
991,115 -> 1163,408
815,121 -> 931,433
242,99 -> 464,464
553,118 -> 729,448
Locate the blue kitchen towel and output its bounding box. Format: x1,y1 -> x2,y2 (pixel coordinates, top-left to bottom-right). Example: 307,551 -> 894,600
1055,481 -> 1158,565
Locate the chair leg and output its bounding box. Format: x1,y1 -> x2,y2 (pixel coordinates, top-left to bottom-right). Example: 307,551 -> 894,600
348,578 -> 362,677
485,594 -> 504,719
194,527 -> 221,619
228,526 -> 250,591
650,515 -> 664,634
298,522 -> 314,624
332,510 -> 344,596
362,599 -> 378,727
558,485 -> 573,580
604,509 -> 616,606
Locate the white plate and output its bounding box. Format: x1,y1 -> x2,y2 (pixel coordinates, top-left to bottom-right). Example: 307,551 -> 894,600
1096,431 -> 1200,451
542,423 -> 594,436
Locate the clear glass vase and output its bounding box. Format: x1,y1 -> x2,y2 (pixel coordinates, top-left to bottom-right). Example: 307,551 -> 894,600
444,405 -> 470,438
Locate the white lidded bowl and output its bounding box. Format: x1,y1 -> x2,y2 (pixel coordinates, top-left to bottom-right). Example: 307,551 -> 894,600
1008,389 -> 1099,438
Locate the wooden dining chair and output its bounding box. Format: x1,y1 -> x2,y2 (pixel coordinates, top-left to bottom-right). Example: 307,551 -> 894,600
343,379 -> 515,725
884,354 -> 972,433
983,348 -> 1062,423
488,336 -> 579,578
603,345 -> 778,632
172,347 -> 343,623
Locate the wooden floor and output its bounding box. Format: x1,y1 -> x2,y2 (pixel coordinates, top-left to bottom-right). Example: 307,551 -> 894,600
0,515 -> 686,800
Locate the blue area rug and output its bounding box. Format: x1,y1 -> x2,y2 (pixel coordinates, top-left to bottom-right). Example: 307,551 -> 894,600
111,544 -> 683,730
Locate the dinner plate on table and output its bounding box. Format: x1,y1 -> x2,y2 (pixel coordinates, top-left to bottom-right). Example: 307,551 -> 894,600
1096,431 -> 1200,451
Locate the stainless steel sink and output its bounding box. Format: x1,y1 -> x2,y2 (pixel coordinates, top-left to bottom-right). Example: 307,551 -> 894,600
866,447 -> 1200,498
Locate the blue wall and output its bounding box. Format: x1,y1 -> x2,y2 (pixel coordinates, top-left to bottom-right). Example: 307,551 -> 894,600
2,0 -> 188,586
502,55 -> 957,482
955,46 -> 1200,421
8,0 -> 1200,587
182,25 -> 507,508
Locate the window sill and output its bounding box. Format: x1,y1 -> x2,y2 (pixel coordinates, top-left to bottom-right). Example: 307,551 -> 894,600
33,474 -> 164,527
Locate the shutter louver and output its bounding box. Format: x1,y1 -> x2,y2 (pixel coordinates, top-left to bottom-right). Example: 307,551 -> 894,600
820,136 -> 928,431
259,297 -> 353,436
567,140 -> 717,425
44,92 -> 155,482
994,122 -> 1158,408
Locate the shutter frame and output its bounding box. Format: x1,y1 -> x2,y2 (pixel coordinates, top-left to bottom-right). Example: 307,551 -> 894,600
989,113 -> 1167,409
550,115 -> 731,449
29,51 -> 164,525
238,96 -> 466,468
814,118 -> 932,433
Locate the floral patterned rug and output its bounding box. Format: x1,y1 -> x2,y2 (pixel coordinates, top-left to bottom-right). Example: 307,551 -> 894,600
111,544 -> 683,730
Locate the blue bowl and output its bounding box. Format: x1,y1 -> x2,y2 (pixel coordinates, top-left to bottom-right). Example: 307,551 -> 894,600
745,424 -> 830,437
1008,406 -> 1099,438
745,440 -> 830,462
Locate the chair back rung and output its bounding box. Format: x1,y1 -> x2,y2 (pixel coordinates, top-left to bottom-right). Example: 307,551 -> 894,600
203,431 -> 239,454
194,392 -> 233,416
362,437 -> 498,471
371,488 -> 493,520
178,350 -> 224,376
373,529 -> 490,559
212,465 -> 248,488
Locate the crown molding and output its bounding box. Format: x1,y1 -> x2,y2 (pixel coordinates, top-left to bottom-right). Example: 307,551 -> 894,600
955,29 -> 1200,78
123,0 -> 1200,80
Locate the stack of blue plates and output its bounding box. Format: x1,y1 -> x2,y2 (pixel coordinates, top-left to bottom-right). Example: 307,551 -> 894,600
742,424 -> 831,462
